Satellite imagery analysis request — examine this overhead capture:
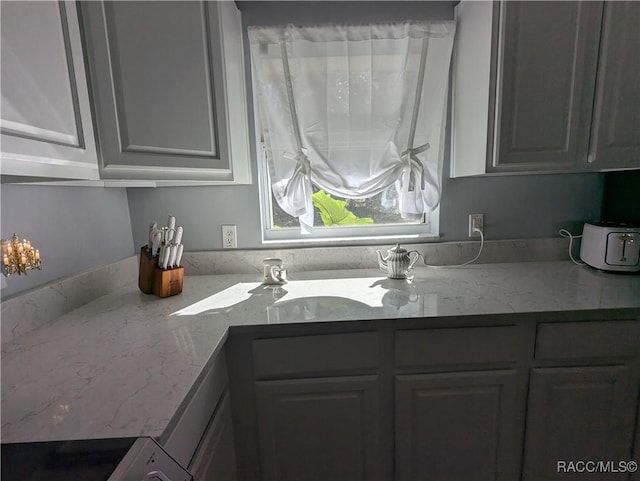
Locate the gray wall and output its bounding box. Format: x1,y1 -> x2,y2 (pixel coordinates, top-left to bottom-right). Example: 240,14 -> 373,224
1,185 -> 134,297
126,1 -> 604,250
126,172 -> 604,250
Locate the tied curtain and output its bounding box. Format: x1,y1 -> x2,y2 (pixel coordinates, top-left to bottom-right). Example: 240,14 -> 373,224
249,22 -> 456,233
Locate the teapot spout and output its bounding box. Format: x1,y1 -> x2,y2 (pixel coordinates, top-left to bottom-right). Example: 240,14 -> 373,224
376,250 -> 388,272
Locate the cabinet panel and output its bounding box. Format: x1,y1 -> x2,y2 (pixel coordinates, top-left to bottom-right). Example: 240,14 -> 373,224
163,349 -> 228,468
634,402 -> 640,481
81,0 -> 250,183
255,375 -> 385,481
589,1 -> 640,168
450,1 -> 496,178
0,1 -> 99,180
253,332 -> 378,379
523,366 -> 638,481
535,321 -> 640,360
495,1 -> 602,171
189,391 -> 237,481
395,370 -> 522,481
396,325 -> 521,369
103,1 -> 218,159
2,2 -> 77,141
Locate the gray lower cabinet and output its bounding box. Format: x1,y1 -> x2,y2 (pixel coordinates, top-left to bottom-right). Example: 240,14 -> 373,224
163,348 -> 236,479
80,1 -> 250,184
634,406 -> 640,481
395,370 -> 521,481
522,366 -> 638,481
255,375 -> 384,481
189,391 -> 237,481
588,1 -> 640,169
394,324 -> 525,481
226,318 -> 639,481
226,330 -> 390,481
0,0 -> 99,181
523,320 -> 640,481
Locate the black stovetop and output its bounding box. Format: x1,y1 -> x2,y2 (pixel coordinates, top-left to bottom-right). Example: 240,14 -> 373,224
1,437 -> 137,481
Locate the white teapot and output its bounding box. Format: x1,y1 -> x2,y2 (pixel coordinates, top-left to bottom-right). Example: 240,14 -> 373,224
376,244 -> 421,279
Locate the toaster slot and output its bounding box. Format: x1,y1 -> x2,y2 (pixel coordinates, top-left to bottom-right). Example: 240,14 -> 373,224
606,232 -> 639,266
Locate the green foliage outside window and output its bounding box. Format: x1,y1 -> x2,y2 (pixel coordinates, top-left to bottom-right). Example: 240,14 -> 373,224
311,190 -> 374,226
271,185 -> 418,229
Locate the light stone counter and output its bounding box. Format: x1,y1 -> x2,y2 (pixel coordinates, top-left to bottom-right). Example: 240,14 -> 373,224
2,261 -> 639,444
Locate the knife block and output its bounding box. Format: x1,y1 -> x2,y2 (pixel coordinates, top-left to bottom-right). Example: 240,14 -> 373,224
138,246 -> 184,298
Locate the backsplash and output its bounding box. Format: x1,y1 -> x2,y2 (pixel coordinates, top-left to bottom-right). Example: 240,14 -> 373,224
182,237 -> 572,275
1,256 -> 137,344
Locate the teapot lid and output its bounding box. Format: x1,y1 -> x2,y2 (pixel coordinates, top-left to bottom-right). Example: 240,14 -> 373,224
389,243 -> 407,253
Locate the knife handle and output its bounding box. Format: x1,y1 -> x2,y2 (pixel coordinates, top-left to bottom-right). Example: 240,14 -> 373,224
175,244 -> 184,267
174,226 -> 183,246
161,247 -> 171,269
148,223 -> 157,250
168,245 -> 178,268
152,231 -> 162,257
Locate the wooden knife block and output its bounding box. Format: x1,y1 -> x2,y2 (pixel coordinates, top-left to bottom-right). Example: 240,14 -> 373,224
138,246 -> 184,298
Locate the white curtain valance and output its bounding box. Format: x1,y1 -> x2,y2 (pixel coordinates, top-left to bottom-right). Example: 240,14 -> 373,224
249,21 -> 456,233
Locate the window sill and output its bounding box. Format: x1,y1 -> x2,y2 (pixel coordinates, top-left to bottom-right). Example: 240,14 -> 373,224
261,232 -> 440,248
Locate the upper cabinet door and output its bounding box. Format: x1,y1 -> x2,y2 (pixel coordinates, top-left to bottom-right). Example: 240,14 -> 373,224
0,1 -> 99,181
80,1 -> 251,183
588,1 -> 640,169
493,1 -> 603,172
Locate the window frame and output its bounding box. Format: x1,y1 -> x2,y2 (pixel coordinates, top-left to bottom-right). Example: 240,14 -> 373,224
250,32 -> 442,246
256,139 -> 440,246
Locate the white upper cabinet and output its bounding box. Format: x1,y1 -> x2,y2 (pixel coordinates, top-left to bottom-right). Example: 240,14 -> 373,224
588,2 -> 640,169
80,1 -> 251,184
450,1 -> 496,179
0,1 -> 100,181
452,1 -> 640,177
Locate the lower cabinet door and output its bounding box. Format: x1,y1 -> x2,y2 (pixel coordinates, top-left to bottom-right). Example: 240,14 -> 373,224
188,391 -> 237,481
634,404 -> 640,481
395,370 -> 522,481
255,375 -> 385,481
523,366 -> 638,481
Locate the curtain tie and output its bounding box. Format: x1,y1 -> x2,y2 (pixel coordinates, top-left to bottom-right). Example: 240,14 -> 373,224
282,149 -> 311,198
284,149 -> 311,176
402,142 -> 430,192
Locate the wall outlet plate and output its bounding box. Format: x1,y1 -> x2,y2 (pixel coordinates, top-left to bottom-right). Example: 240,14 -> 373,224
468,214 -> 484,237
222,225 -> 237,249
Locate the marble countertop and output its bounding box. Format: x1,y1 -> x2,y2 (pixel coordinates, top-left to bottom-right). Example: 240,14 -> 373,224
2,261 -> 639,444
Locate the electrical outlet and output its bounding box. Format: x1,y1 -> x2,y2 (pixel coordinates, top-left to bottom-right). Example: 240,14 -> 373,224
468,214 -> 484,237
222,225 -> 237,248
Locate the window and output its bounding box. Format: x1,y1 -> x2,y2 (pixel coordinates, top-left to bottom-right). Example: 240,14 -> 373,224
249,22 -> 455,243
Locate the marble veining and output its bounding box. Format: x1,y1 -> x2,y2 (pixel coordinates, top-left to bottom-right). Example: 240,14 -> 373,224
2,261 -> 639,444
1,256 -> 138,345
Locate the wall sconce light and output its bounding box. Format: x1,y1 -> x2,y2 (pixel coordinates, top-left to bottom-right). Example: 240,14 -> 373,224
1,233 -> 42,276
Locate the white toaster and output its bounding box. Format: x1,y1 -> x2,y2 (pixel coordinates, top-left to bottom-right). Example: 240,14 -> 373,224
580,222 -> 640,272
